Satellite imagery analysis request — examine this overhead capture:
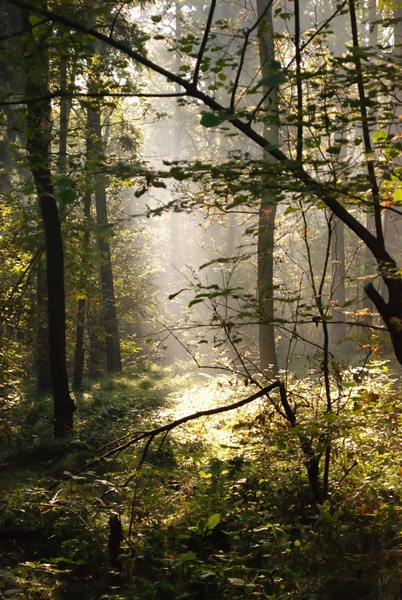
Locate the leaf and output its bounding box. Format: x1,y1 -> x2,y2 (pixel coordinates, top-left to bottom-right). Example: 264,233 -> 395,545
258,73 -> 287,88
135,187 -> 147,198
58,188 -> 76,204
29,15 -> 43,26
168,288 -> 187,300
188,298 -> 204,307
372,130 -> 389,144
200,112 -> 228,127
206,513 -> 221,530
393,188 -> 402,203
327,145 -> 341,155
278,11 -> 293,19
56,175 -> 76,204
284,205 -> 299,215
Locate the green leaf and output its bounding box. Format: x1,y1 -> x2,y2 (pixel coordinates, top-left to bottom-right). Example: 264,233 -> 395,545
188,298 -> 204,307
200,112 -> 228,128
349,46 -> 374,60
258,73 -> 287,87
393,188 -> 402,203
372,130 -> 389,144
206,513 -> 221,530
29,14 -> 43,26
327,145 -> 341,155
58,188 -> 76,204
56,176 -> 76,204
278,11 -> 293,19
284,205 -> 299,215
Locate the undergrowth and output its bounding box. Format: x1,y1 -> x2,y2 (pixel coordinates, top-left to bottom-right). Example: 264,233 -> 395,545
0,361 -> 402,599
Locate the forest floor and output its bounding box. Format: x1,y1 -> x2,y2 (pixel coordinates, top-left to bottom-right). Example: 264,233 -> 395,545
0,362 -> 402,599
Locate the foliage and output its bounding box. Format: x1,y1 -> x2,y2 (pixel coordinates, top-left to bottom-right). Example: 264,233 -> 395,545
0,1 -> 402,597
1,364 -> 402,599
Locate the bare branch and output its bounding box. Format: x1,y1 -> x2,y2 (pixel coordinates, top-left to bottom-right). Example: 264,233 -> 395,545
53,381 -> 286,485
193,0 -> 217,86
230,0 -> 274,110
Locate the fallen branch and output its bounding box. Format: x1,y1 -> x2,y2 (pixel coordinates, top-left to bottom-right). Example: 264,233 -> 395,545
52,381 -> 285,488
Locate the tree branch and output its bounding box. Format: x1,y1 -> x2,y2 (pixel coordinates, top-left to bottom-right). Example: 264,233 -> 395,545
294,0 -> 303,161
8,2 -> 396,270
193,0 -> 217,86
230,0 -> 274,111
52,381 -> 286,485
348,0 -> 384,247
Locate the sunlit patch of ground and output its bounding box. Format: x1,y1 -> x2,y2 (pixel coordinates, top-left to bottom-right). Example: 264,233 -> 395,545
158,375 -> 266,459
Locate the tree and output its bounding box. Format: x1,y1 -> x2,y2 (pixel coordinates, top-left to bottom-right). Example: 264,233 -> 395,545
87,97 -> 122,374
4,0 -> 402,370
20,6 -> 75,436
257,0 -> 278,375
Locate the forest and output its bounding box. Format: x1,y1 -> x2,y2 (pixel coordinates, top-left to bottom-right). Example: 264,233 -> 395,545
0,0 -> 401,598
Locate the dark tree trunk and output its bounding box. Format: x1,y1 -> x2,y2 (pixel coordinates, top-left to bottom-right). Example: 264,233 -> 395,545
365,277 -> 402,367
22,8 -> 75,436
36,255 -> 52,391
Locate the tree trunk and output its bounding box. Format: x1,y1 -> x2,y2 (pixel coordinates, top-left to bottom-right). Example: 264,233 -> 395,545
87,107 -> 122,374
36,254 -> 52,391
72,185 -> 92,389
22,8 -> 75,436
256,0 -> 278,375
331,218 -> 347,352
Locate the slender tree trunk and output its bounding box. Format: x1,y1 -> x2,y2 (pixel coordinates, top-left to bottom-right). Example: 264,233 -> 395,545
171,0 -> 182,266
22,8 -> 75,436
362,213 -> 376,332
36,254 -> 52,391
361,0 -> 377,334
257,0 -> 278,375
331,219 -> 347,351
87,106 -> 122,373
72,185 -> 91,389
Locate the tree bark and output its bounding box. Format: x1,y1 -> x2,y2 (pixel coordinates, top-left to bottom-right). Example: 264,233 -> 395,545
331,218 -> 347,351
36,254 -> 52,391
72,186 -> 91,389
22,8 -> 75,436
256,0 -> 278,375
87,105 -> 122,374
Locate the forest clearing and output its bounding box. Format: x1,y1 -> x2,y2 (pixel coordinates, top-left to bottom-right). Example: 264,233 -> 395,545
0,0 -> 402,598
